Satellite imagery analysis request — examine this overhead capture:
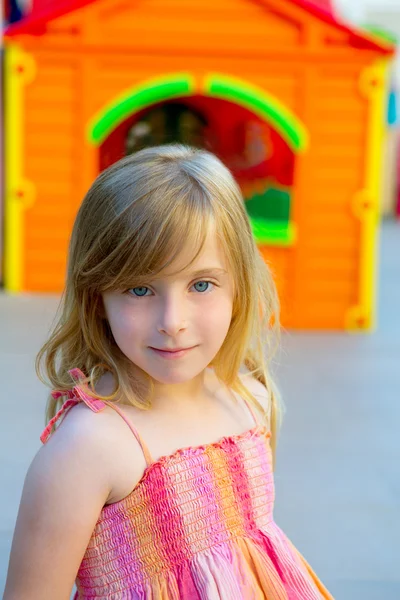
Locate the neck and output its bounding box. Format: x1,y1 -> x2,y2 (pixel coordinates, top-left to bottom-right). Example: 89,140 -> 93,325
150,367 -> 218,409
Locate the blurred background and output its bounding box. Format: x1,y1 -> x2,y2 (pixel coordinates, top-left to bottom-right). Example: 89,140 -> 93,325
1,0 -> 400,598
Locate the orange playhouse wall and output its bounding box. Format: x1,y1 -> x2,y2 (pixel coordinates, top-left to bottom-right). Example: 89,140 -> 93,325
23,53 -> 81,291
7,0 -> 390,329
288,64 -> 369,329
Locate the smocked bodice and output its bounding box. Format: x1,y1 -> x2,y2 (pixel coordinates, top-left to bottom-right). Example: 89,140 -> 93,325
77,425 -> 274,596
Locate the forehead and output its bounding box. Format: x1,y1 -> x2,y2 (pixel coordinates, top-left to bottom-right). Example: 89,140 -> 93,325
156,224 -> 229,280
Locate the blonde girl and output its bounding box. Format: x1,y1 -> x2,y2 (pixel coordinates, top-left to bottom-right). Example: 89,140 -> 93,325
4,145 -> 334,599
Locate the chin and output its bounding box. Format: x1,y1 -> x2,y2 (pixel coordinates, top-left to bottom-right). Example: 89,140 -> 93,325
154,377 -> 187,386
147,362 -> 207,382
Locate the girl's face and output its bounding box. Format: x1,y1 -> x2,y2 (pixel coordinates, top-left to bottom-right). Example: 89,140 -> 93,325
102,225 -> 234,395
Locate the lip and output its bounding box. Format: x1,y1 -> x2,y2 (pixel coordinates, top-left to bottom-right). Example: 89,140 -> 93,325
149,346 -> 196,359
154,346 -> 191,352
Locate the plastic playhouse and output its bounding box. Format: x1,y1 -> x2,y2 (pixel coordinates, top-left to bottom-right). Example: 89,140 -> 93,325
3,0 -> 396,330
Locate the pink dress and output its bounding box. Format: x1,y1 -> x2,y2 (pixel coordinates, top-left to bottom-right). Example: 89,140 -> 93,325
41,369 -> 334,599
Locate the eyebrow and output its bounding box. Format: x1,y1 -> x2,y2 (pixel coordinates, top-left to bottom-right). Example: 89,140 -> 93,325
190,268 -> 228,277
137,267 -> 228,284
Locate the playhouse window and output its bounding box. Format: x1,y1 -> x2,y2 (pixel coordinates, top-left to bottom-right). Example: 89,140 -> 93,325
229,120 -> 296,247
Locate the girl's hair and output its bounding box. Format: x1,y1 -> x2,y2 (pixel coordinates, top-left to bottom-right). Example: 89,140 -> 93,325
36,144 -> 283,463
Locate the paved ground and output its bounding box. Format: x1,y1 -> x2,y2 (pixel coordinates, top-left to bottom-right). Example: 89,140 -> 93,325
1,220 -> 399,599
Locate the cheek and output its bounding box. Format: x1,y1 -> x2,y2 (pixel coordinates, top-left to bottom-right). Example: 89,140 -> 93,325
104,300 -> 143,345
198,295 -> 233,338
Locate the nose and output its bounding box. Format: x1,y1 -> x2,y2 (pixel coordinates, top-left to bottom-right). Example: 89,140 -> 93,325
157,292 -> 187,336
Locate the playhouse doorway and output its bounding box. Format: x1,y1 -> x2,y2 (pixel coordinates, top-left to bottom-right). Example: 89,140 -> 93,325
100,97 -> 296,244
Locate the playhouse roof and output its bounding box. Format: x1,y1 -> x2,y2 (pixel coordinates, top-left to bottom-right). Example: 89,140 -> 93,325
4,0 -> 395,54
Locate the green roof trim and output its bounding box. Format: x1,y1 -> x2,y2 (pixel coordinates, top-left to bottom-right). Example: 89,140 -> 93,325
205,74 -> 309,154
89,72 -> 309,152
250,217 -> 297,247
89,75 -> 195,145
363,24 -> 398,45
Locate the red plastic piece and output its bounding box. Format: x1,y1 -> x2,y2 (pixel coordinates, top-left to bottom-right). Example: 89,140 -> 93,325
3,0 -> 395,54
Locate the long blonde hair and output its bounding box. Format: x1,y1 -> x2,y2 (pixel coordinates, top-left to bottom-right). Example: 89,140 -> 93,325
36,144 -> 283,463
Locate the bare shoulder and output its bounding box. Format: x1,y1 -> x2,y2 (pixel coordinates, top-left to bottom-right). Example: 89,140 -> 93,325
238,371 -> 271,419
37,401 -> 118,490
51,401 -> 149,505
40,401 -> 135,489
43,400 -> 118,459
33,402 -> 120,505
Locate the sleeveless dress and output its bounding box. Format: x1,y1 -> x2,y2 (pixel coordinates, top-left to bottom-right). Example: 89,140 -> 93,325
41,369 -> 334,600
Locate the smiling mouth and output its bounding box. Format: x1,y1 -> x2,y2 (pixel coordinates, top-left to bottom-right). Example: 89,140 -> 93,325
149,346 -> 197,358
151,347 -> 194,352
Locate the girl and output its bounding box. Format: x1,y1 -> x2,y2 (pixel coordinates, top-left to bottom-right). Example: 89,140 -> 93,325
4,145 -> 334,599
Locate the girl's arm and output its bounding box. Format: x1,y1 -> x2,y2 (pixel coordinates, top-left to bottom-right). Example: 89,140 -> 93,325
3,405 -> 115,600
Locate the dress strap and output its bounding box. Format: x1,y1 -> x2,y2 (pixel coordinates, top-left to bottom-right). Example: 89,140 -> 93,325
240,394 -> 260,428
40,368 -> 153,467
101,402 -> 153,467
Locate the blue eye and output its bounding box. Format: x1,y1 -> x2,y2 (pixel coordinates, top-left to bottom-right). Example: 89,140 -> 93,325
130,287 -> 149,297
194,280 -> 211,293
